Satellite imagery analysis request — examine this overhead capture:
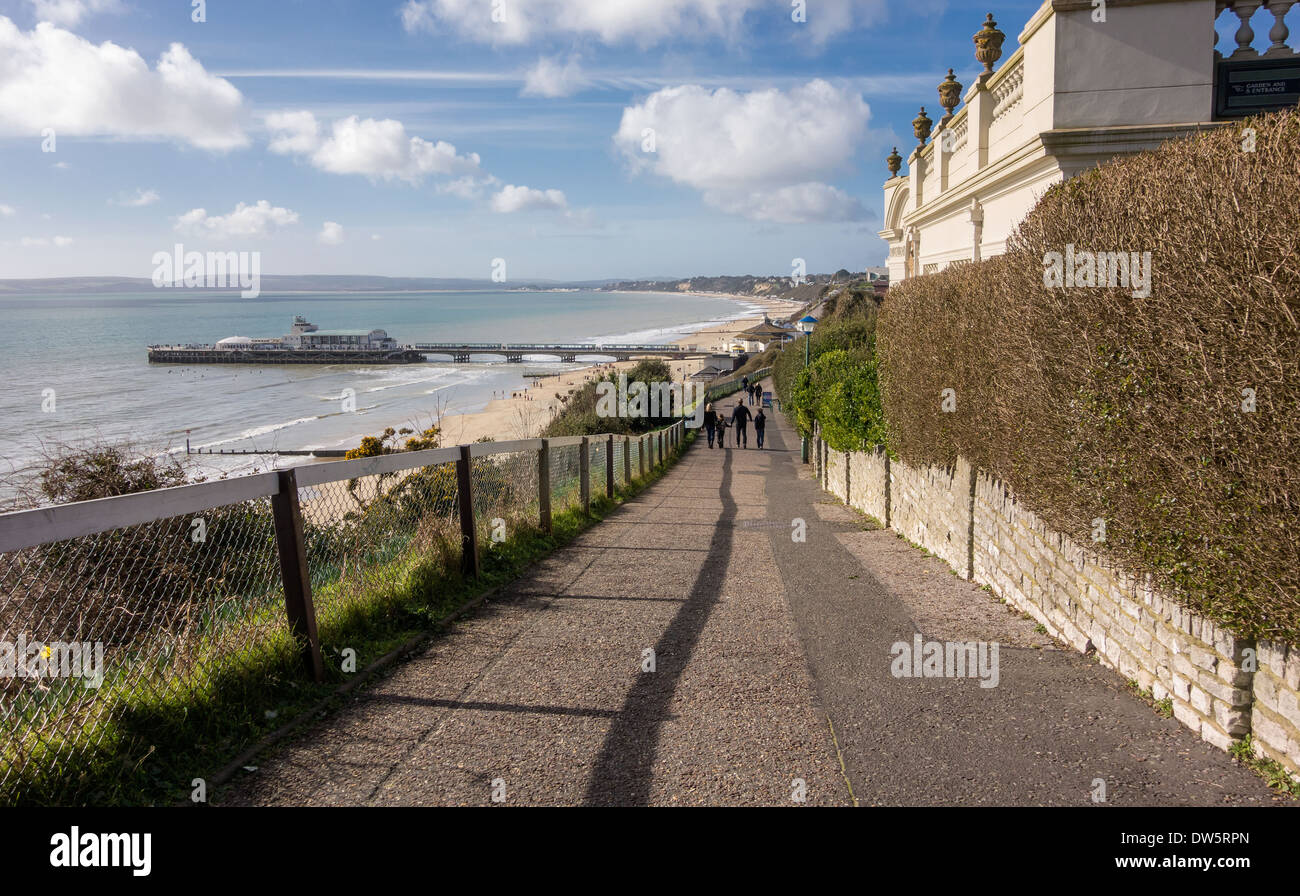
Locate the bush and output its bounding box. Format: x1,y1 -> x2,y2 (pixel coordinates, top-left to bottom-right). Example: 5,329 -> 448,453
2,445 -> 279,645
877,108 -> 1300,642
542,358 -> 683,437
774,313 -> 886,452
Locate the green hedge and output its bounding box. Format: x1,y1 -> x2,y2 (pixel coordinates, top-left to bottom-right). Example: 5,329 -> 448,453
876,108 -> 1300,643
773,314 -> 886,453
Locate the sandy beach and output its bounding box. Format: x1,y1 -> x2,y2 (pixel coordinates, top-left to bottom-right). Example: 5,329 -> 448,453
430,293 -> 802,446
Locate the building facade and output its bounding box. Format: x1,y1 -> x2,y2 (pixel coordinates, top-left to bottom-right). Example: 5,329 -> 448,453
880,0 -> 1300,283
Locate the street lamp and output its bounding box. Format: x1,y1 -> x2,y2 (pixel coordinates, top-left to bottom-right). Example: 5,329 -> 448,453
798,316 -> 817,463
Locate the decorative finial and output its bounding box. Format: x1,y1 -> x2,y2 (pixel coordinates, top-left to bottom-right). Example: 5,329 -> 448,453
937,68 -> 963,126
886,146 -> 902,176
973,13 -> 1006,75
912,107 -> 932,146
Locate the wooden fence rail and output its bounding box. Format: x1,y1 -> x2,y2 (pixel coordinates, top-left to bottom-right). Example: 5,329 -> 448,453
0,421 -> 691,683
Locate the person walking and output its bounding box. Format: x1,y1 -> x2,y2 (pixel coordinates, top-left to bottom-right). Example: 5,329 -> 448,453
731,399 -> 752,448
754,408 -> 766,449
703,403 -> 718,449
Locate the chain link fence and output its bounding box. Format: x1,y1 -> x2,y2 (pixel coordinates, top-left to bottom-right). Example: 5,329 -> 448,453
0,426 -> 687,805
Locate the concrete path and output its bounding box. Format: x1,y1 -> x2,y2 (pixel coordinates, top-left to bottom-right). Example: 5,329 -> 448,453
220,381 -> 1280,806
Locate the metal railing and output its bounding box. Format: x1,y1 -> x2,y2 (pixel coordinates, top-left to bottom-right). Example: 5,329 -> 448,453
0,420 -> 690,804
703,366 -> 772,403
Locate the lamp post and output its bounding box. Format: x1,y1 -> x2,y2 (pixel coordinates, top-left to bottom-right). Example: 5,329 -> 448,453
798,315 -> 817,463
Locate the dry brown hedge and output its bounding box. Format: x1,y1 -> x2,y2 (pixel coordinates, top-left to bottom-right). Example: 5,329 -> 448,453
877,108 -> 1300,643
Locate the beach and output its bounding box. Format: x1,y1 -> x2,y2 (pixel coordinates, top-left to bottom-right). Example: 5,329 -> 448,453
396,293 -> 801,448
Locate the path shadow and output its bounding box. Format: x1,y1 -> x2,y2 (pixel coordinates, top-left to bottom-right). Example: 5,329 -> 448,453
582,446 -> 736,805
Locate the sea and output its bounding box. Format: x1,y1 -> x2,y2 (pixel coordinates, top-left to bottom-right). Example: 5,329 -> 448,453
0,289 -> 757,496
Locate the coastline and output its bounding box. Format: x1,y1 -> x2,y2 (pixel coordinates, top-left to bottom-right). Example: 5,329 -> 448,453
345,292 -> 802,451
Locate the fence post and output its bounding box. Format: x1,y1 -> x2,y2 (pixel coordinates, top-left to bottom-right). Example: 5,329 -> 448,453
580,436 -> 591,513
622,437 -> 631,485
271,468 -> 325,682
538,438 -> 552,534
457,444 -> 480,579
639,435 -> 646,477
658,430 -> 664,466
606,434 -> 615,498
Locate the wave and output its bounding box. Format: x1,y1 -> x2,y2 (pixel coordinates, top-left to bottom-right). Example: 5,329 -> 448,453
193,415 -> 319,450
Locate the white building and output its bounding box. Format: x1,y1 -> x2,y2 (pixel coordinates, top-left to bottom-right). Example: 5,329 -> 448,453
880,1 -> 1300,283
279,316 -> 399,351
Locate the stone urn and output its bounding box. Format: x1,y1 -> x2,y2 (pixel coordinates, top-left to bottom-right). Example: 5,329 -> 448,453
887,146 -> 902,176
912,107 -> 932,146
937,68 -> 963,126
973,13 -> 1005,74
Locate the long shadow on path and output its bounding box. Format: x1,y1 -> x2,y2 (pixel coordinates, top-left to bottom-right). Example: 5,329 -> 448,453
583,447 -> 735,806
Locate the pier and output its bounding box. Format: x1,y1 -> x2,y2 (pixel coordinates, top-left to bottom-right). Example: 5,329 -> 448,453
411,342 -> 709,363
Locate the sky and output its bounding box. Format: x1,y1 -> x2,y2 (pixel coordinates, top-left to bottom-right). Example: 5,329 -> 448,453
0,0 -> 1225,280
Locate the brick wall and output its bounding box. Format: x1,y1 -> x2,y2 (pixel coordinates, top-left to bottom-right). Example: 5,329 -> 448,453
814,438 -> 1299,778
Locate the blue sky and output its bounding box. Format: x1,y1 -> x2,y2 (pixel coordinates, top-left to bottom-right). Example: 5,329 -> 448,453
0,0 -> 1135,279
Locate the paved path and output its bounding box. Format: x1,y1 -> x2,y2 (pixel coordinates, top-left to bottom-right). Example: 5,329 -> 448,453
220,381 -> 1279,806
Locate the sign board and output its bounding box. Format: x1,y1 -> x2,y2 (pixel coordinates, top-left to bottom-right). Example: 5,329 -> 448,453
1215,58 -> 1300,119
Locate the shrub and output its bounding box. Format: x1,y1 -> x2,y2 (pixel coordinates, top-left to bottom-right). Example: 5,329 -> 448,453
877,108 -> 1300,642
542,358 -> 683,437
774,313 -> 886,451
2,445 -> 278,646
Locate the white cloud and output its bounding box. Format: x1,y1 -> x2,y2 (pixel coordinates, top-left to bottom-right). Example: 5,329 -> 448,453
176,200 -> 299,239
0,17 -> 247,150
114,188 -> 159,207
20,234 -> 72,247
705,182 -> 865,224
399,0 -> 888,45
613,79 -> 871,223
27,0 -> 123,27
318,221 -> 344,244
266,111 -> 481,183
521,55 -> 585,98
490,184 -> 567,213
436,174 -> 501,201
0,203 -> 15,216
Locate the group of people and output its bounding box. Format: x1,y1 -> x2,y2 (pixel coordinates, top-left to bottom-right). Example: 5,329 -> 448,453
702,398 -> 766,449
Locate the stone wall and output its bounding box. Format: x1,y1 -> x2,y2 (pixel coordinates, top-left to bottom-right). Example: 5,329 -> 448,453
890,456 -> 973,579
848,449 -> 889,526
1253,642 -> 1300,772
825,446 -> 847,504
814,437 -> 1299,778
